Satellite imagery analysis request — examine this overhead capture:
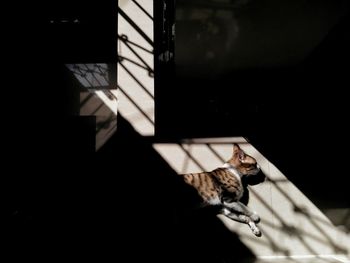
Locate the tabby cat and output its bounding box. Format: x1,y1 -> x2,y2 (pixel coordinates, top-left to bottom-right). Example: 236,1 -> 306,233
181,143 -> 264,236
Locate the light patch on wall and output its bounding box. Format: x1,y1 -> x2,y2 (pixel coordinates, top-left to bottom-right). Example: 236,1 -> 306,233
117,0 -> 154,136
66,63 -> 118,150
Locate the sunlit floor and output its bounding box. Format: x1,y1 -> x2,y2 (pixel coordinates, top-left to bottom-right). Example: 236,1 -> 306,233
153,138 -> 350,262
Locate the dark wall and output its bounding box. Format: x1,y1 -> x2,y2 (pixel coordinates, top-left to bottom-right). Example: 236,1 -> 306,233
175,0 -> 349,75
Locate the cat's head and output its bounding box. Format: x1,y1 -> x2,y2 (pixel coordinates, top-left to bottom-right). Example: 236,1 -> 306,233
228,143 -> 265,184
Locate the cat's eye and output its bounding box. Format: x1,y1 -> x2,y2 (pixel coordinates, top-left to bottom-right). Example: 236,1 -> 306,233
242,163 -> 253,168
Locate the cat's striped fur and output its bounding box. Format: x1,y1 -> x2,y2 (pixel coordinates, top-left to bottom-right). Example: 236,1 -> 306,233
181,143 -> 264,236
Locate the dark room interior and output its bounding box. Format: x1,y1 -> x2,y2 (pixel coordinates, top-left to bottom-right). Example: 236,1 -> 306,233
4,0 -> 350,262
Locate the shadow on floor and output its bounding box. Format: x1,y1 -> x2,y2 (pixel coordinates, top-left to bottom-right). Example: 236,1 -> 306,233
5,114 -> 257,262
97,115 -> 257,263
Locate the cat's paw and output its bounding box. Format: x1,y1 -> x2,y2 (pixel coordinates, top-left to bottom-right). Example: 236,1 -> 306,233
248,222 -> 262,237
250,213 -> 260,223
252,228 -> 262,237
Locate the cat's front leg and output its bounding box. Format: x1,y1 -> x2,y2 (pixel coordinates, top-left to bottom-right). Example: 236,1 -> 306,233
221,208 -> 262,237
223,201 -> 260,223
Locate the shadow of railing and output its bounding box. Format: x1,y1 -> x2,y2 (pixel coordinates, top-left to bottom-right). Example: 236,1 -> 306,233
117,50 -> 154,97
152,140 -> 350,260
263,176 -> 348,254
67,64 -> 110,89
66,63 -> 118,150
175,143 -> 292,255
207,142 -> 348,255
131,0 -> 153,20
64,0 -> 155,145
117,0 -> 154,136
118,35 -> 154,76
117,7 -> 153,46
67,1 -> 156,142
117,84 -> 154,126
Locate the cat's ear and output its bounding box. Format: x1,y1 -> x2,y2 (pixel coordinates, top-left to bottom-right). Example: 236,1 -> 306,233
233,143 -> 241,153
233,144 -> 245,161
238,151 -> 245,161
